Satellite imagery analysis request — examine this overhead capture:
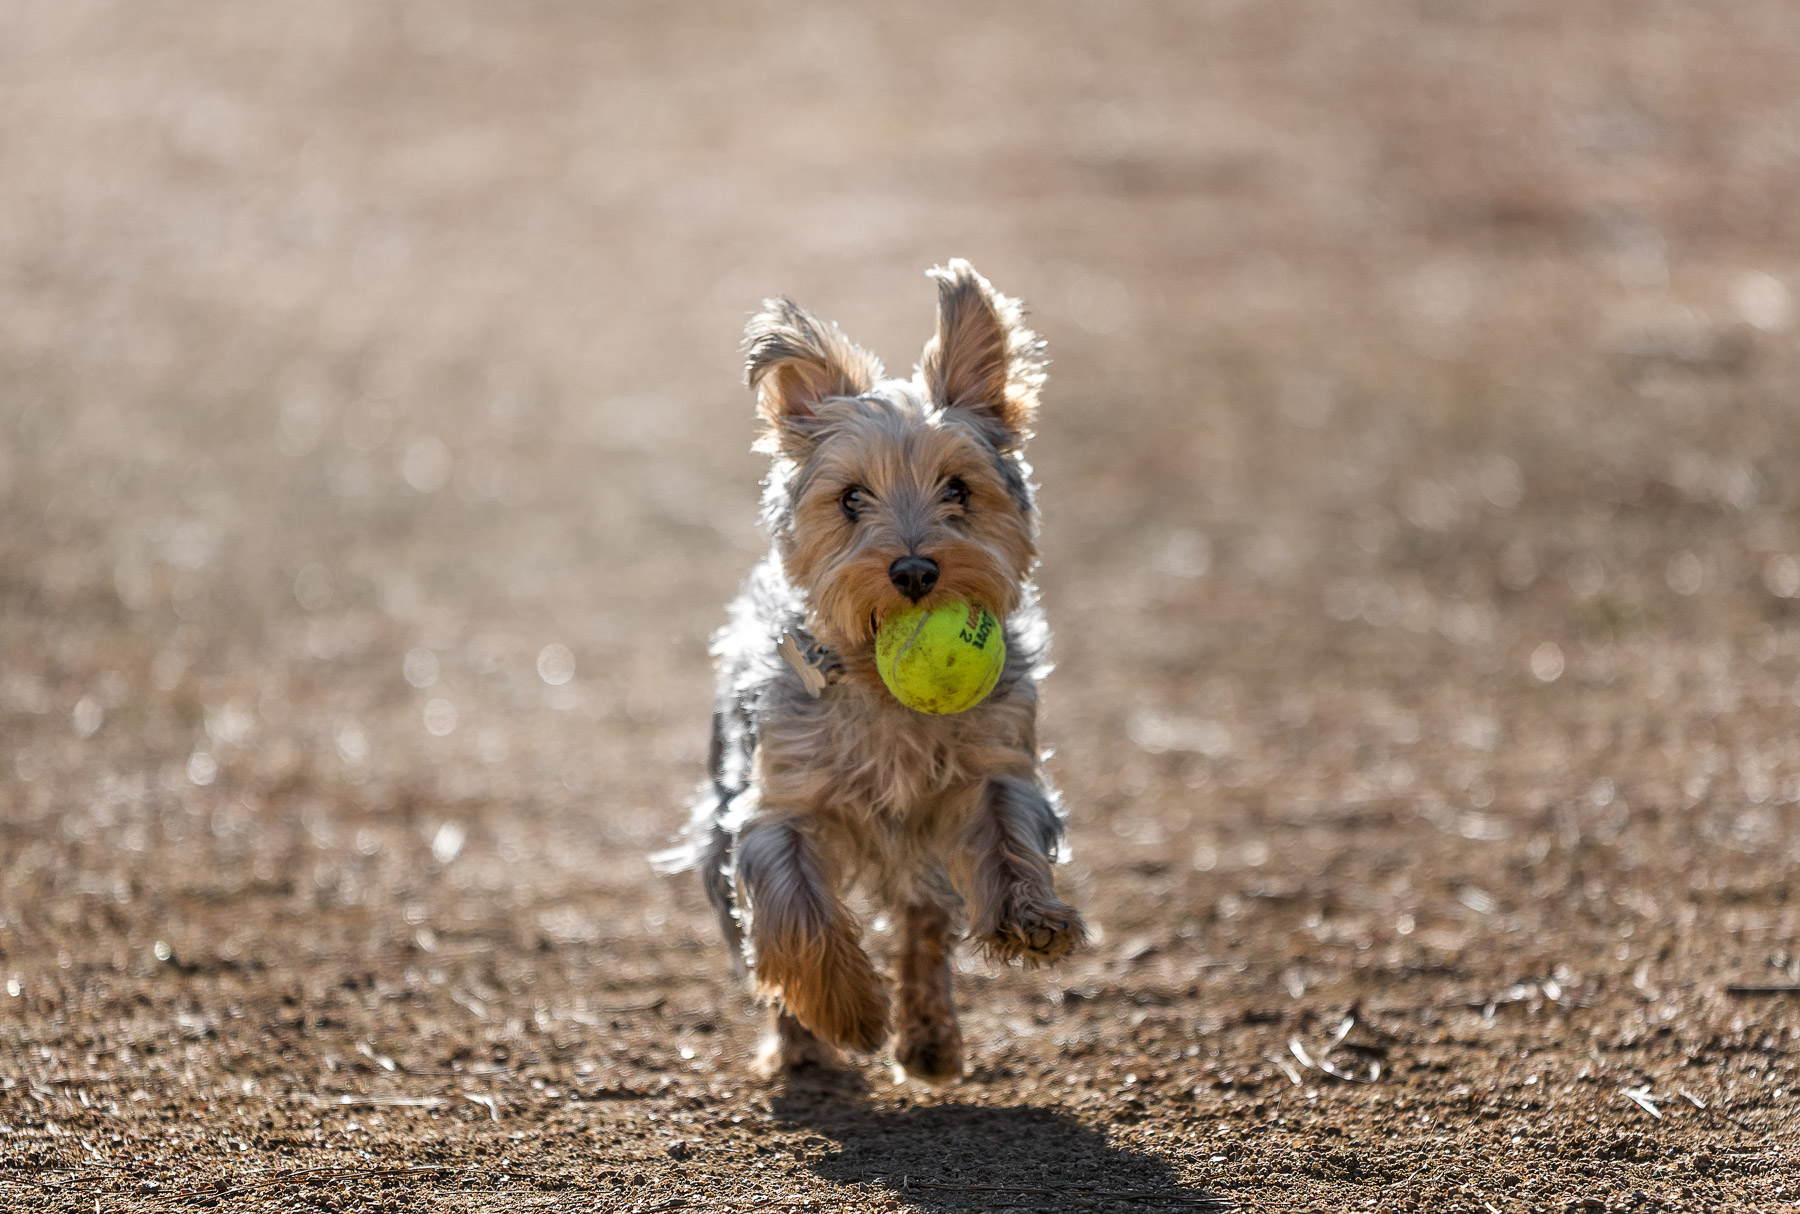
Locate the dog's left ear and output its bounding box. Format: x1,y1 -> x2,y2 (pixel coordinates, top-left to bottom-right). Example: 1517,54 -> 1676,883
919,259 -> 1046,451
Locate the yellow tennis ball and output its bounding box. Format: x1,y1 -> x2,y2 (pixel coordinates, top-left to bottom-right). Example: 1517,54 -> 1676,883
875,602 -> 1006,715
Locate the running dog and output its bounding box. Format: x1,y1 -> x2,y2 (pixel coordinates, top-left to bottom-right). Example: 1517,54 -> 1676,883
663,260 -> 1085,1083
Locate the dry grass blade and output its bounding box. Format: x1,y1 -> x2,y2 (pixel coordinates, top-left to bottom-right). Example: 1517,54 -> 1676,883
332,1093 -> 450,1108
1287,1012 -> 1383,1083
1316,1053 -> 1382,1083
1622,1086 -> 1662,1120
356,1040 -> 398,1071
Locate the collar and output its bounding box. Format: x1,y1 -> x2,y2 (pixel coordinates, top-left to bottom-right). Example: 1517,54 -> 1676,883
777,627 -> 845,698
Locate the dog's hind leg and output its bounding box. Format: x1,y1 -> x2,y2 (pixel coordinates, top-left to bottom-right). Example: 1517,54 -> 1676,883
753,1009 -> 841,1077
735,818 -> 890,1054
893,897 -> 964,1084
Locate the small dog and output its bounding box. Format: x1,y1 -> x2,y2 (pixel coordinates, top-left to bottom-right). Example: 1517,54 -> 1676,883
663,260 -> 1086,1083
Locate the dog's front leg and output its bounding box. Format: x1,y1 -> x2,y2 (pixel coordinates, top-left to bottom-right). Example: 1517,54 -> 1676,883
734,817 -> 890,1055
954,776 -> 1088,965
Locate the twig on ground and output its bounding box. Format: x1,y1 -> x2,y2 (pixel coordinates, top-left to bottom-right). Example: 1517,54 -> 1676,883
886,1174 -> 1232,1207
1724,984 -> 1800,996
420,1190 -> 648,1200
1679,1089 -> 1762,1136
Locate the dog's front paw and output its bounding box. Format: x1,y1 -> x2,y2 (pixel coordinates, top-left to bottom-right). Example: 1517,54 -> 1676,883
793,978 -> 890,1055
979,894 -> 1087,966
758,930 -> 891,1054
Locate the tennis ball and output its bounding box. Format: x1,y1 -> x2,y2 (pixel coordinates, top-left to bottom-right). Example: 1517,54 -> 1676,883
875,602 -> 1006,715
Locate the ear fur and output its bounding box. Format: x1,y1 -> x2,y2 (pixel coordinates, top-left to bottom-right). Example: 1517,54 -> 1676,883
918,259 -> 1045,450
744,298 -> 883,456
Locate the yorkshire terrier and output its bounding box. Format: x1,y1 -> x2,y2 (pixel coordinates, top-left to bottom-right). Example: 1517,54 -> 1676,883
663,260 -> 1085,1084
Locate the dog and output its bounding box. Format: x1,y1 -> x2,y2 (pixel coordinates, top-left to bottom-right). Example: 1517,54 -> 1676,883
661,260 -> 1086,1084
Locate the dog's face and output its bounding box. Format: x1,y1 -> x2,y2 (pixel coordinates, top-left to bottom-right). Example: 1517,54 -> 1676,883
745,261 -> 1045,653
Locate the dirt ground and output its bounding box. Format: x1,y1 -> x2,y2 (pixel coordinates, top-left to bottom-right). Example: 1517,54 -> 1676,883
5,2 -> 1800,1211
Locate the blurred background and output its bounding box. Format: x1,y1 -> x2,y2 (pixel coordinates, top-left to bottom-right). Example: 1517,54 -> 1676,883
5,2 -> 1800,1208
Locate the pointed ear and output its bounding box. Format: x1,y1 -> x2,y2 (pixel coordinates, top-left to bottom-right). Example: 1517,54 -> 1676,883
744,298 -> 883,457
918,259 -> 1045,450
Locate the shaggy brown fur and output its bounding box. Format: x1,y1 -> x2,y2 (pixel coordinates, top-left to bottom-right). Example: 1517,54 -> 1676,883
661,260 -> 1086,1083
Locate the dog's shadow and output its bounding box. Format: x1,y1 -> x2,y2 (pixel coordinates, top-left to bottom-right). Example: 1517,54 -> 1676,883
770,1075 -> 1229,1211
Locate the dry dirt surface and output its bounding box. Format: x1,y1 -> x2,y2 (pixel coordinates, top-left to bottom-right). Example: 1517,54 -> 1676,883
6,3 -> 1800,1212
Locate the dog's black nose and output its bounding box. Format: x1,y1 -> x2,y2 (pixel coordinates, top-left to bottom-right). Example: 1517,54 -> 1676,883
888,556 -> 939,602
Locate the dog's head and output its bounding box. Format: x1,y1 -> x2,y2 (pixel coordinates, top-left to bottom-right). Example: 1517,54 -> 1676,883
745,260 -> 1045,654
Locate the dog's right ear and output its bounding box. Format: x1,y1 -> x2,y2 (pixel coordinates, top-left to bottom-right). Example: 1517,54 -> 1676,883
744,299 -> 883,458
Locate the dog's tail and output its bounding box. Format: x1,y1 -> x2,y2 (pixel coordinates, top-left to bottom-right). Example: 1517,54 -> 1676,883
650,709 -> 750,972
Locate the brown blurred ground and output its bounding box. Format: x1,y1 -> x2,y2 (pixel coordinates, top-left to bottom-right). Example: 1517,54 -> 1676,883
5,2 -> 1800,1211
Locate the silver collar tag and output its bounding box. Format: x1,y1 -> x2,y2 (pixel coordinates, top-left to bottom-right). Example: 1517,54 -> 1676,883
778,630 -> 843,698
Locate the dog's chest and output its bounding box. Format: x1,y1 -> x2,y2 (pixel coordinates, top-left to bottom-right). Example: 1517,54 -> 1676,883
760,680 -> 994,821
840,705 -> 975,818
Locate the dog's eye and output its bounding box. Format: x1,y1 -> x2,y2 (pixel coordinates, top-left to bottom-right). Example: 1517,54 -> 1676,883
941,478 -> 970,507
840,485 -> 868,519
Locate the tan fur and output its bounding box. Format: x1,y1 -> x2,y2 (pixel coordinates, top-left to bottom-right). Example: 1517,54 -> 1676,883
745,299 -> 884,461
918,259 -> 1046,450
753,1011 -> 840,1078
894,901 -> 964,1084
954,777 -> 1087,965
735,820 -> 890,1052
672,261 -> 1085,1083
782,411 -> 1036,656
